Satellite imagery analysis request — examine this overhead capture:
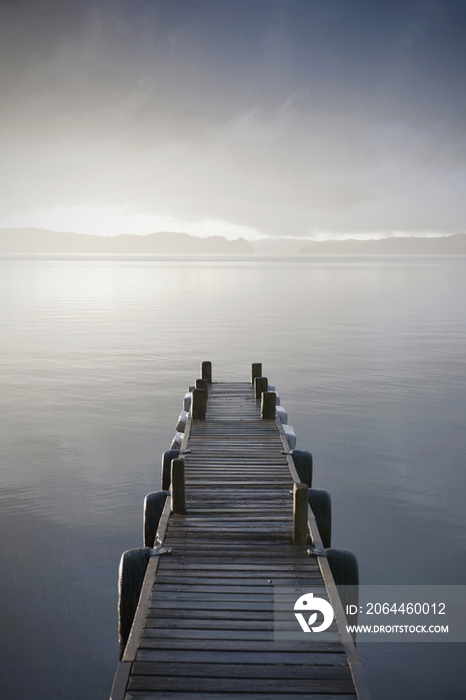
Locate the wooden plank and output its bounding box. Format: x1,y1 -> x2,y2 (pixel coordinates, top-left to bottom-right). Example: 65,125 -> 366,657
158,555 -> 316,564
131,661 -> 353,680
165,517 -> 292,524
169,512 -> 289,519
153,576 -> 321,585
164,525 -> 291,533
163,527 -> 293,535
185,459 -> 287,464
127,675 -> 356,693
159,545 -> 309,552
155,568 -> 320,576
125,692 -> 357,699
155,567 -> 318,576
136,648 -> 349,665
155,541 -> 309,550
123,692 -> 357,700
183,489 -> 293,495
157,569 -> 319,577
138,638 -> 345,653
144,615 -> 317,627
145,610 -> 314,623
184,477 -> 290,483
184,467 -> 288,472
182,508 -> 290,514
146,599 -> 278,610
142,627 -> 340,641
185,439 -> 282,443
145,609 -> 285,621
175,520 -> 292,525
144,618 -> 278,630
162,536 -> 294,544
146,584 -> 300,595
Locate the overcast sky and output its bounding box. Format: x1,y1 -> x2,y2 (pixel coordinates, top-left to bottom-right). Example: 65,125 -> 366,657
1,0 -> 465,240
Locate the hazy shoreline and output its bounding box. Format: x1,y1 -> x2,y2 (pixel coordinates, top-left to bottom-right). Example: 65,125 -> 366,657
1,227 -> 465,256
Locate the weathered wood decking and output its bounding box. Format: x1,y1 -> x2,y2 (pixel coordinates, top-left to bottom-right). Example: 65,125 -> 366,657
111,381 -> 369,700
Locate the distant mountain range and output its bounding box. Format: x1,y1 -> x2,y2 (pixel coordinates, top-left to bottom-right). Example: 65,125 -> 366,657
255,233 -> 466,255
0,228 -> 254,254
299,233 -> 466,255
1,227 -> 465,255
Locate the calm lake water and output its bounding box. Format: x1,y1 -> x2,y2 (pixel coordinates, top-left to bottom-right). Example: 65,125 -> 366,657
0,255 -> 465,699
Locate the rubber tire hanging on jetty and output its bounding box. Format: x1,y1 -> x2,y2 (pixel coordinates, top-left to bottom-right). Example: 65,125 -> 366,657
325,547 -> 359,626
291,449 -> 313,487
325,547 -> 359,585
143,491 -> 169,547
308,488 -> 332,548
118,547 -> 152,660
161,449 -> 180,491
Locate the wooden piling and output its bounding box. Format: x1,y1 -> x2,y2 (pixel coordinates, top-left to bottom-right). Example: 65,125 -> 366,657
195,378 -> 208,395
293,482 -> 309,545
191,387 -> 207,420
251,362 -> 262,385
171,458 -> 186,514
254,376 -> 268,400
201,361 -> 212,384
261,390 -> 276,419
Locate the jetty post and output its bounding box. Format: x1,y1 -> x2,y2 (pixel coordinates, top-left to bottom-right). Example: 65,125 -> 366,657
195,377 -> 208,395
251,362 -> 262,385
201,360 -> 212,383
191,387 -> 207,420
254,375 -> 268,400
293,482 -> 310,544
171,458 -> 186,514
261,390 -> 276,419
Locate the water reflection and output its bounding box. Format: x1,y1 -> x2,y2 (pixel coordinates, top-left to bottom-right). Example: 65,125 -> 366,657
0,256 -> 465,699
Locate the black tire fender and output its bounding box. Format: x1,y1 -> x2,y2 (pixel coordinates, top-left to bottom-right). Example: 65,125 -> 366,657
143,490 -> 169,547
325,547 -> 359,626
308,489 -> 332,548
118,547 -> 152,660
325,547 -> 359,586
161,449 -> 180,491
291,449 -> 313,487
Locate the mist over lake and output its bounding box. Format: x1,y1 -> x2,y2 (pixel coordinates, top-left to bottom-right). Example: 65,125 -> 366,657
0,254 -> 465,699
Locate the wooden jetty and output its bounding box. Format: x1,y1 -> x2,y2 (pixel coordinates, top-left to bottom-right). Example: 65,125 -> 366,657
110,363 -> 370,700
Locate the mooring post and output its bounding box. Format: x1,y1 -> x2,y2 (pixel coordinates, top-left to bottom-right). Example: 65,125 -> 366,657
171,458 -> 186,514
191,387 -> 207,419
293,483 -> 309,545
201,361 -> 212,384
261,391 -> 276,419
254,376 -> 268,400
251,363 -> 262,386
196,378 -> 208,396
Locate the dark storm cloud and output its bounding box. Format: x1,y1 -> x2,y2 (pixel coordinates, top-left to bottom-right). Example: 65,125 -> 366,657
1,0 -> 466,236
